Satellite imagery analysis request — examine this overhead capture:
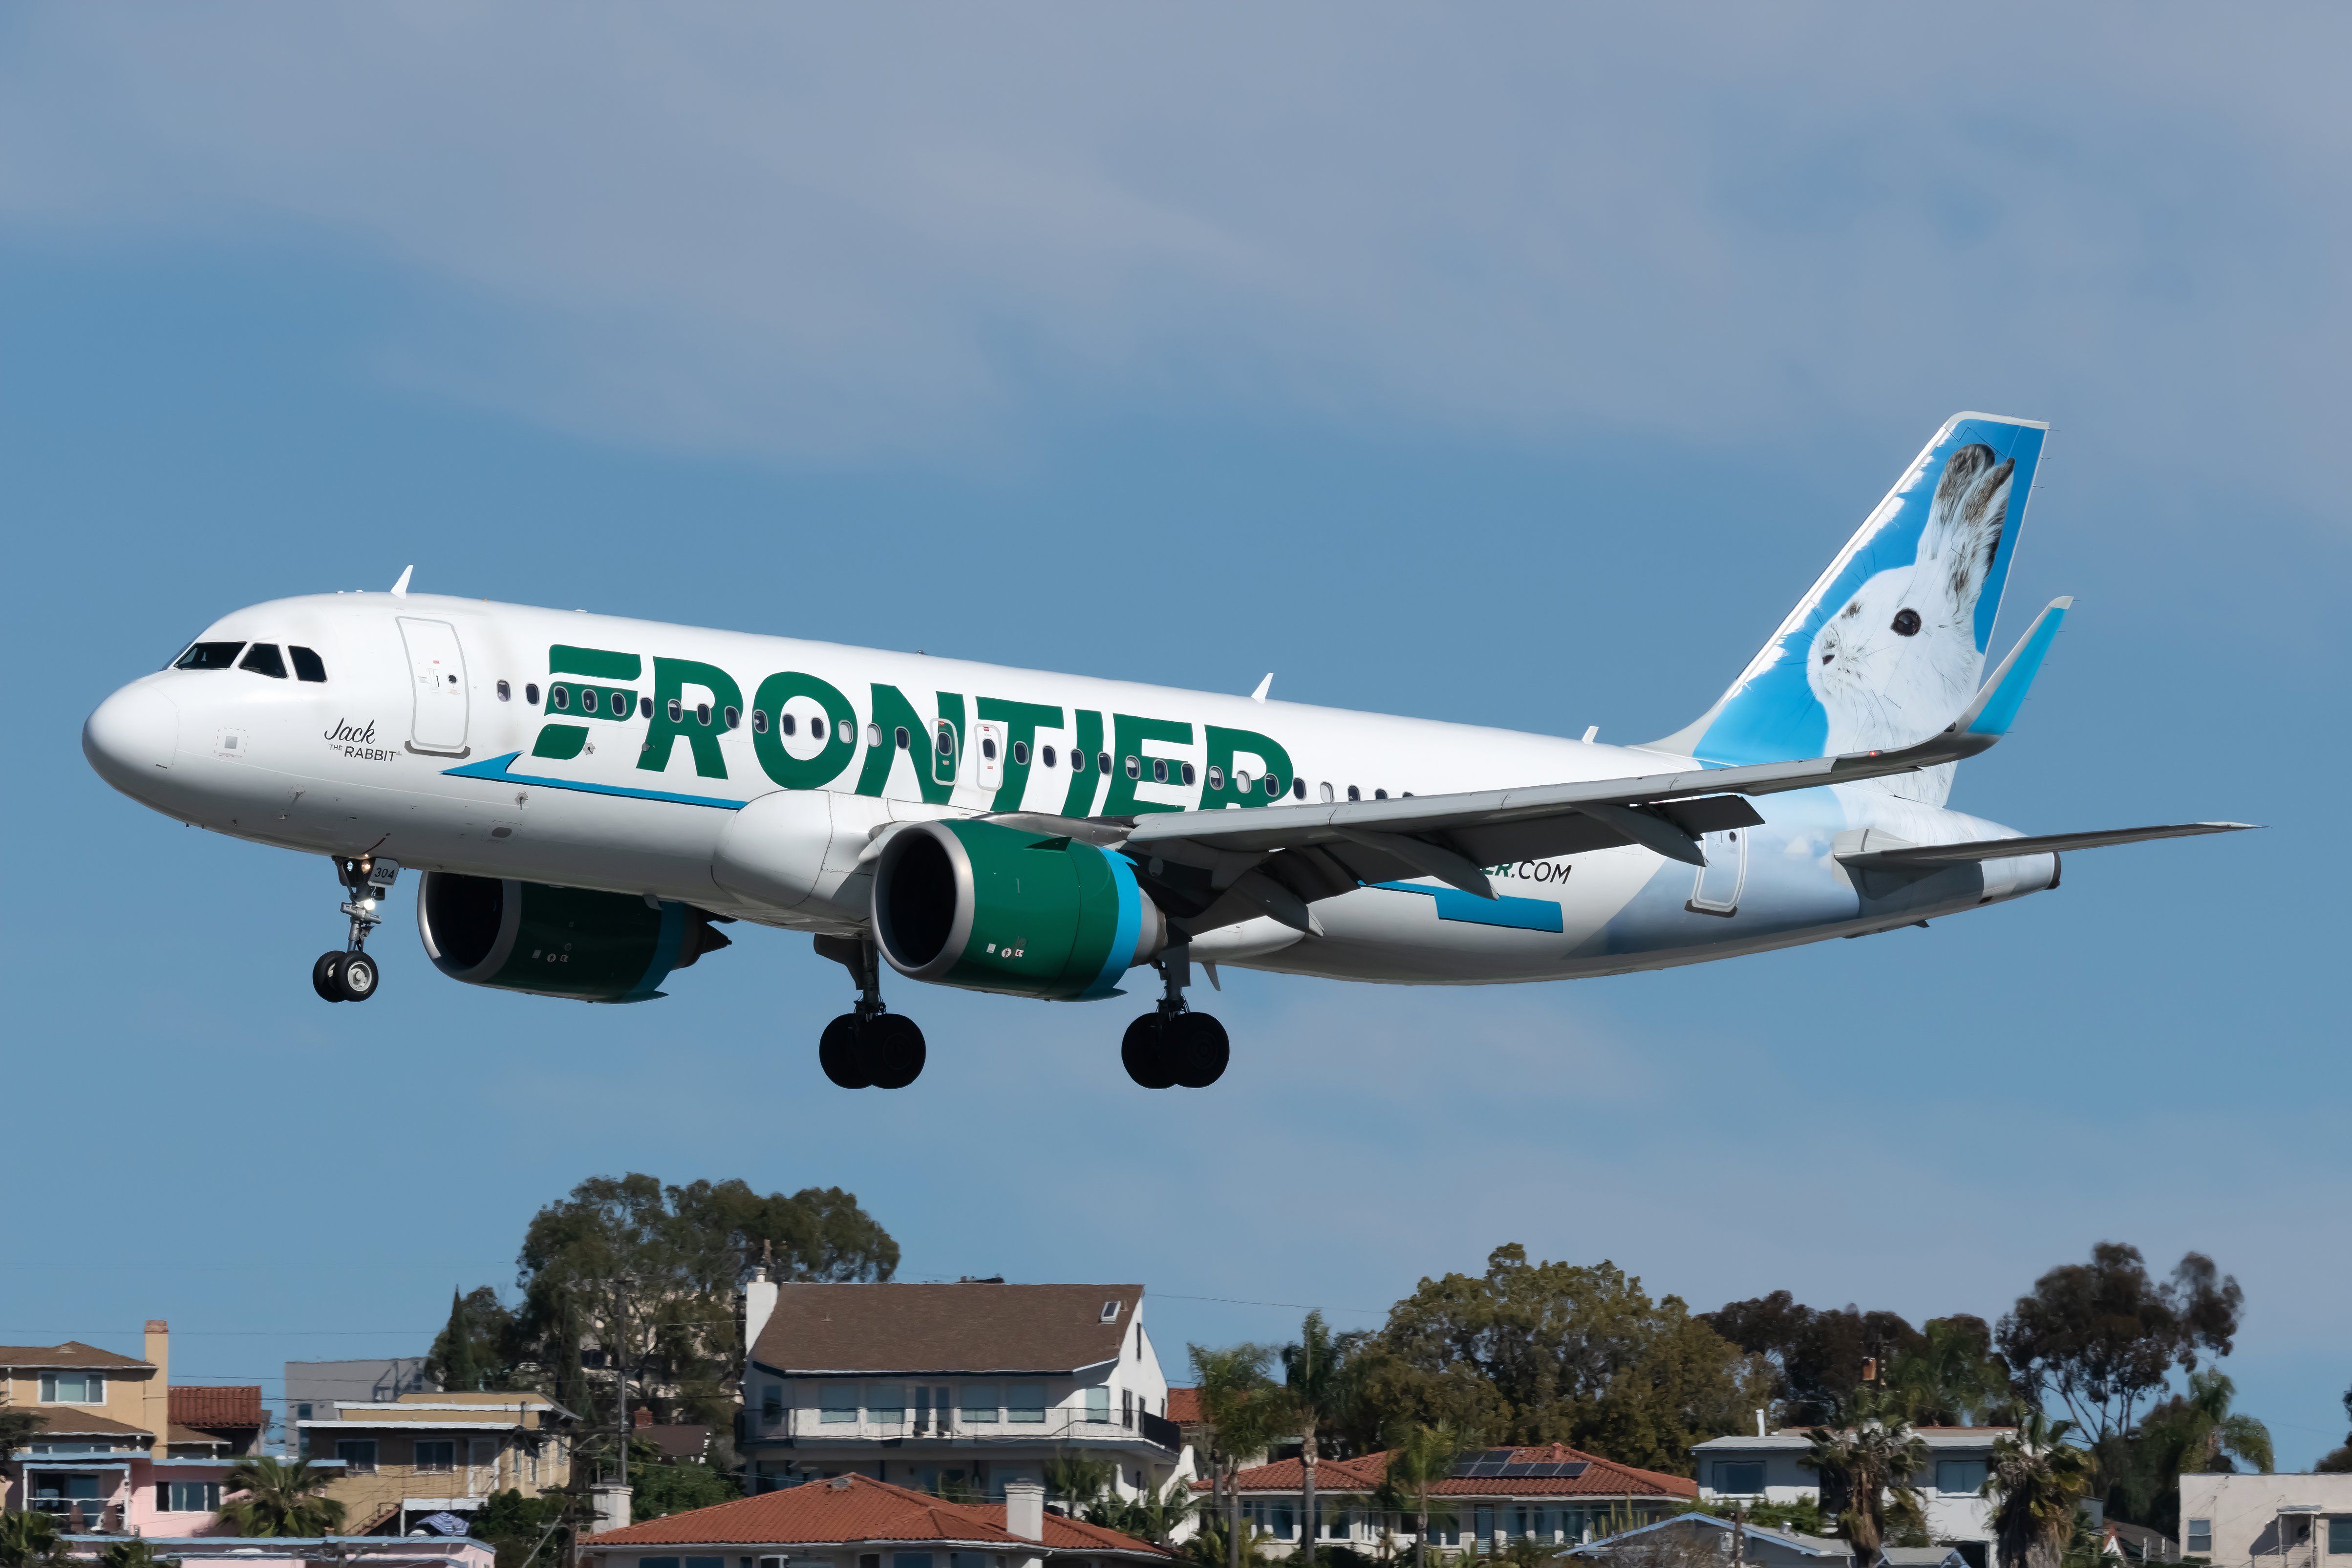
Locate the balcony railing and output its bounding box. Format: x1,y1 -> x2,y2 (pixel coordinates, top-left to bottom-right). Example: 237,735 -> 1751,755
27,1499 -> 122,1531
754,1409 -> 1178,1454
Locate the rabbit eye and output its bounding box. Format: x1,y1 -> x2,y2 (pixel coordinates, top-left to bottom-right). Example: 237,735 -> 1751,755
1891,608 -> 1922,636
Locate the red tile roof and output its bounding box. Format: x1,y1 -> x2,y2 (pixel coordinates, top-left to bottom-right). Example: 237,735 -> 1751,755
1165,1388 -> 1202,1425
752,1283 -> 1144,1376
0,1341 -> 151,1371
585,1474 -> 1167,1556
171,1385 -> 266,1429
1205,1444 -> 1695,1501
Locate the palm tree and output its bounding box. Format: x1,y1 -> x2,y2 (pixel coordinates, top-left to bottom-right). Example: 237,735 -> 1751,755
1983,1411 -> 2098,1568
1193,1343 -> 1297,1568
0,1512 -> 68,1568
1283,1311 -> 1363,1568
1801,1388 -> 1928,1555
1376,1421 -> 1471,1568
1087,1475 -> 1201,1547
1884,1320 -> 2013,1428
1044,1449 -> 1118,1516
1184,1516 -> 1277,1568
2112,1370 -> 2272,1530
220,1456 -> 347,1537
98,1541 -> 178,1568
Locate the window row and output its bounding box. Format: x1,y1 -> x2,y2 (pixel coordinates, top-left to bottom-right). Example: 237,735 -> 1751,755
37,1372 -> 104,1404
1243,1502 -> 1631,1545
1711,1459 -> 1987,1496
157,1482 -> 221,1513
796,1381 -> 1055,1425
172,641 -> 328,682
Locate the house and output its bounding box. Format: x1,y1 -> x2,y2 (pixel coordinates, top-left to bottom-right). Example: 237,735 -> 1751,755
738,1274 -> 1187,1502
0,1320 -> 263,1536
2177,1471 -> 2352,1567
634,1407 -> 716,1465
1568,1514 -> 1970,1568
579,1472 -> 1168,1568
295,1388 -> 578,1535
1689,1426 -> 2016,1568
284,1357 -> 435,1426
64,1536 -> 493,1568
1203,1443 -> 1698,1557
2103,1521 -> 2179,1564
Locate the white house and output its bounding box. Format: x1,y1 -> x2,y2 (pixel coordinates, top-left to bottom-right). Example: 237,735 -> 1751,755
1570,1512 -> 1972,1568
2178,1472 -> 2352,1568
738,1276 -> 1188,1503
1689,1426 -> 2016,1568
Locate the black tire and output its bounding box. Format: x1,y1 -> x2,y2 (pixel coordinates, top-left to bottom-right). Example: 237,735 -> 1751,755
819,1014 -> 872,1089
334,951 -> 379,1002
313,951 -> 347,1002
1164,1010 -> 1230,1088
1121,1013 -> 1176,1089
867,1013 -> 927,1089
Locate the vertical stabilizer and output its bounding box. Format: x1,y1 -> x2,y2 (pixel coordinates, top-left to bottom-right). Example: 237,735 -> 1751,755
1649,413 -> 2046,805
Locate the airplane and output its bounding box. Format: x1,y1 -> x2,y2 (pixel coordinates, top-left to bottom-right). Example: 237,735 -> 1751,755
82,413 -> 2249,1091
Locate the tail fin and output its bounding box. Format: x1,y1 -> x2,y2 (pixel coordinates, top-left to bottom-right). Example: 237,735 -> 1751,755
1650,412 -> 2047,804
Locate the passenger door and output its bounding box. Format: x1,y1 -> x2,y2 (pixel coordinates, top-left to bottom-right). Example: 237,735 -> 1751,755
972,720 -> 1007,795
397,617 -> 470,755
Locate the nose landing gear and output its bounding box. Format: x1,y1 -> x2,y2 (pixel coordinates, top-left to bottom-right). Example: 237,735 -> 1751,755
1122,947 -> 1229,1089
813,935 -> 927,1089
313,856 -> 399,1003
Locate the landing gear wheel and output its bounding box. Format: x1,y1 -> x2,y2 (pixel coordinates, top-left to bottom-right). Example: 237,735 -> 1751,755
333,951 -> 379,1002
1163,1010 -> 1230,1088
819,1014 -> 873,1089
1122,1013 -> 1176,1089
867,1013 -> 927,1089
313,951 -> 347,1002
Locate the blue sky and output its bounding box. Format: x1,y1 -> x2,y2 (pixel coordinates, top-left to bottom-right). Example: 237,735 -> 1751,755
3,5 -> 2347,1464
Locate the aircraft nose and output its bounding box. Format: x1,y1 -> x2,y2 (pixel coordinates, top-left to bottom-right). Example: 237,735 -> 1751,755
83,682 -> 181,791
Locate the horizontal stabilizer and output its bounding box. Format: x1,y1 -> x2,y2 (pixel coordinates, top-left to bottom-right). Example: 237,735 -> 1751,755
1837,821 -> 2257,870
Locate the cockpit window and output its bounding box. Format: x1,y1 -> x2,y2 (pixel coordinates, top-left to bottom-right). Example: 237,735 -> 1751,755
239,643 -> 289,679
173,641 -> 245,671
290,645 -> 327,683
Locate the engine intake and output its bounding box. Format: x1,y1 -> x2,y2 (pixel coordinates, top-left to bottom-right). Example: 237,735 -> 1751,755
416,871 -> 730,1003
872,819 -> 1164,1000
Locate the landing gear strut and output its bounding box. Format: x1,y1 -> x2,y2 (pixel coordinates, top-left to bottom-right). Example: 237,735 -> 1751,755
1123,946 -> 1229,1089
313,855 -> 399,1003
813,935 -> 926,1089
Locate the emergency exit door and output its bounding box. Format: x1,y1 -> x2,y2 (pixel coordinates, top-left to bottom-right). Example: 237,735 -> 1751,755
398,617 -> 470,755
1686,828 -> 1747,916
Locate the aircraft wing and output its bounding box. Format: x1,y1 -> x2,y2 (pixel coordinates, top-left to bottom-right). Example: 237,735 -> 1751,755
1835,821 -> 2256,870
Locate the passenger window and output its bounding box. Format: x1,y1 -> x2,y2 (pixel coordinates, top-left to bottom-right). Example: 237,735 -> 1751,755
525,683 -> 540,705
640,697 -> 652,719
1012,740 -> 1028,766
174,641 -> 245,671
752,709 -> 769,734
554,687 -> 572,711
496,679 -> 512,702
290,646 -> 328,683
1042,746 -> 1058,769
838,720 -> 854,744
1347,785 -> 1360,801
666,698 -> 682,722
238,643 -> 289,679
582,689 -> 599,714
695,702 -> 712,727
1097,752 -> 1112,775
1287,777 -> 1302,799
935,724 -> 953,757
1181,762 -> 1196,786
724,705 -> 741,730
983,737 -> 999,761
1207,765 -> 1223,790
780,713 -> 796,737
895,726 -> 910,751
1374,789 -> 1388,800
1320,782 -> 1334,803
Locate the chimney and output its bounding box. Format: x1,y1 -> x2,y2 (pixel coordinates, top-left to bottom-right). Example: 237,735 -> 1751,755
589,1483 -> 632,1537
744,1266 -> 779,1368
1004,1481 -> 1045,1542
1754,1410 -> 1767,1437
144,1321 -> 170,1459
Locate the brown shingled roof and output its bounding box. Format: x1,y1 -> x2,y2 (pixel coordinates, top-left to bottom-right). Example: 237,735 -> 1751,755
171,1385 -> 266,1429
585,1473 -> 1166,1556
0,1342 -> 150,1371
752,1283 -> 1142,1375
1207,1444 -> 1695,1501
25,1410 -> 155,1439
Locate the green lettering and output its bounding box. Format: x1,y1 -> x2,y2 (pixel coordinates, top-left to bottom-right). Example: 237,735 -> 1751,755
1199,725 -> 1294,810
977,697 -> 1065,813
637,658 -> 743,780
751,670 -> 857,790
1101,714 -> 1195,816
549,644 -> 642,681
1061,710 -> 1106,816
855,685 -> 957,804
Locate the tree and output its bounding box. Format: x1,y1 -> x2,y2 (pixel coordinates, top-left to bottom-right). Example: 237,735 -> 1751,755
1183,1516 -> 1276,1568
98,1542 -> 177,1568
1996,1244 -> 2244,1452
1800,1388 -> 1927,1555
2315,1382 -> 2352,1475
1702,1293 -> 1925,1428
2109,1370 -> 2271,1534
1085,1475 -> 1200,1547
1983,1411 -> 2098,1568
627,1432 -> 744,1523
1376,1421 -> 1472,1568
1363,1246 -> 1775,1473
1191,1343 -> 1295,1568
1045,1449 -> 1118,1515
0,1414 -> 42,1462
430,1286 -> 494,1393
471,1489 -> 571,1568
219,1456 -> 348,1537
1883,1317 -> 2014,1427
1285,1311 -> 1368,1562
0,1513 -> 67,1568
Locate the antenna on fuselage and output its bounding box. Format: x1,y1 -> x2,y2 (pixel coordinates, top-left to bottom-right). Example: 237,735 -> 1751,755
390,565 -> 413,597
1250,673 -> 1272,703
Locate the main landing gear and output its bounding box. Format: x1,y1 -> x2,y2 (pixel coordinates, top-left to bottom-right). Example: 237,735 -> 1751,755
813,935 -> 926,1090
1122,947 -> 1228,1089
313,855 -> 400,1003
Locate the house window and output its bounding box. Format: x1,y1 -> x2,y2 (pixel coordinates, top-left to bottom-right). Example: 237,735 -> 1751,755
820,1383 -> 860,1424
296,1403 -> 313,1421
338,1439 -> 378,1474
684,1559 -> 724,1568
1713,1461 -> 1766,1495
2186,1521 -> 2212,1556
160,1481 -> 221,1512
1937,1460 -> 1988,1494
415,1439 -> 455,1473
642,1558 -> 681,1568
1274,1507 -> 1296,1540
951,1555 -> 991,1568
2329,1520 -> 2352,1555
762,1384 -> 785,1425
960,1385 -> 999,1423
37,1372 -> 102,1403
1085,1386 -> 1111,1425
895,1556 -> 936,1568
870,1384 -> 907,1427
1006,1383 -> 1046,1423
1475,1507 -> 1496,1544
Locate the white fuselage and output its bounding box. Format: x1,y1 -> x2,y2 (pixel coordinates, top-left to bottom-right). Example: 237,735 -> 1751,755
84,591 -> 2058,994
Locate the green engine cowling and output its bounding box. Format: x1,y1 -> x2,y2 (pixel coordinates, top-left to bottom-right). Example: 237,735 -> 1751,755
871,819 -> 1166,1000
416,871 -> 731,1003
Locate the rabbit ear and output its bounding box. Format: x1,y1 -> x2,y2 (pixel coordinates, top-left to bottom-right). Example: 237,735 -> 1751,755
1920,444 -> 2011,607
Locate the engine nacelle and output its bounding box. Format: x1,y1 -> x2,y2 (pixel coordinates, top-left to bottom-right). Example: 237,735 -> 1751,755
871,819 -> 1165,1000
416,871 -> 730,1003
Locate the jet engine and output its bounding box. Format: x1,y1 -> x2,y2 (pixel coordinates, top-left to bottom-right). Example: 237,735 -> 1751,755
416,871 -> 731,1003
871,819 -> 1164,1000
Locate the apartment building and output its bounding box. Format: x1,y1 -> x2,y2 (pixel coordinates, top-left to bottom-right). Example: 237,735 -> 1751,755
1690,1425 -> 2017,1568
297,1388 -> 578,1535
2178,1472 -> 2352,1568
738,1276 -> 1186,1502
